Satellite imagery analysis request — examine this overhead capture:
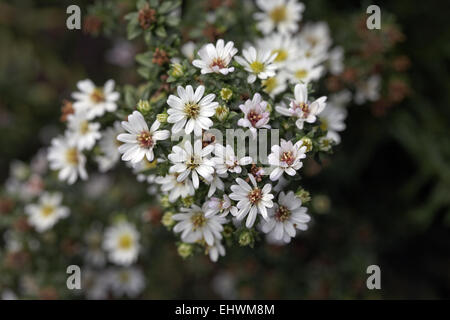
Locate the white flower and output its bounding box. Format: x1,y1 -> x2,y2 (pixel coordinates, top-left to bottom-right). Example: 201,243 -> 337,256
47,136 -> 88,184
172,204 -> 227,246
168,139 -> 215,189
254,0 -> 305,35
193,39 -> 238,75
256,33 -> 299,68
298,22 -> 332,57
355,75 -> 381,105
207,171 -> 227,197
237,93 -> 271,138
234,46 -> 277,83
117,111 -> 170,164
318,103 -> 347,144
213,144 -> 252,175
109,267 -> 145,298
229,174 -> 274,228
181,41 -> 196,61
261,72 -> 288,97
261,191 -> 310,243
66,113 -> 101,151
276,83 -> 327,129
167,85 -> 218,136
84,227 -> 106,267
72,79 -> 120,120
286,58 -> 324,84
103,221 -> 140,266
268,139 -> 307,181
328,46 -> 344,75
155,172 -> 195,203
96,121 -> 124,172
204,195 -> 236,218
207,241 -> 226,262
25,192 -> 69,232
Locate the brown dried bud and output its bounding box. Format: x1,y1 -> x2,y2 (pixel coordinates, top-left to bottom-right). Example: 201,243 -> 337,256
83,15 -> 103,35
152,48 -> 169,66
138,5 -> 156,30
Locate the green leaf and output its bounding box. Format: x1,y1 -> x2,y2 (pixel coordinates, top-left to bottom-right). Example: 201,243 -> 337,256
135,51 -> 154,68
155,26 -> 167,38
127,21 -> 142,40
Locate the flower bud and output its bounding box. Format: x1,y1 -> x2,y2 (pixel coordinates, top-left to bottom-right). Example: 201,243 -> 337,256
169,62 -> 184,78
160,195 -> 170,208
161,211 -> 175,229
295,188 -> 311,204
220,88 -> 233,101
299,137 -> 313,152
319,137 -> 332,152
239,230 -> 254,247
181,196 -> 194,207
137,99 -> 151,114
177,243 -> 193,259
157,112 -> 168,123
215,105 -> 229,121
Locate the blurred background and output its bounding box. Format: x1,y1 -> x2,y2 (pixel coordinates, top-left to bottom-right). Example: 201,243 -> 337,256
0,0 -> 449,299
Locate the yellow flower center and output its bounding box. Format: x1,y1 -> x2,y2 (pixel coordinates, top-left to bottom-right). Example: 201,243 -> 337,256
270,6 -> 287,23
118,234 -> 133,250
41,205 -> 55,217
80,120 -> 90,134
191,212 -> 206,230
65,148 -> 79,165
320,119 -> 328,131
184,102 -> 200,119
250,61 -> 265,74
90,88 -> 105,103
187,156 -> 200,170
248,188 -> 262,204
272,49 -> 288,62
275,205 -> 291,222
262,77 -> 277,93
295,69 -> 308,80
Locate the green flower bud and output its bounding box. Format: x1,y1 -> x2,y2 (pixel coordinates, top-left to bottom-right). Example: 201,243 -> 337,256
181,196 -> 194,207
239,230 -> 254,247
295,188 -> 311,204
161,211 -> 175,229
215,105 -> 229,121
177,243 -> 193,259
222,225 -> 234,238
299,137 -> 313,152
319,137 -> 332,152
169,62 -> 184,78
160,195 -> 170,208
137,99 -> 151,114
220,88 -> 233,101
312,194 -> 330,214
157,112 -> 168,123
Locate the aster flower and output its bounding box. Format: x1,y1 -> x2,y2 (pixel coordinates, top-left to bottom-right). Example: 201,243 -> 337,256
168,139 -> 215,189
71,79 -> 120,120
260,191 -> 310,243
256,33 -> 299,68
212,144 -> 253,175
207,241 -> 226,262
207,171 -> 227,197
254,0 -> 305,35
286,58 -> 324,84
268,139 -> 307,181
96,121 -> 124,172
167,85 -> 218,136
276,83 -> 327,129
262,72 -> 289,97
172,204 -> 227,246
193,39 -> 238,75
109,267 -> 145,298
155,172 -> 195,203
237,93 -> 271,138
298,22 -> 332,57
355,75 -> 381,105
25,192 -> 69,232
117,111 -> 170,164
103,221 -> 140,266
229,174 -> 274,228
204,194 -> 237,218
234,46 -> 277,83
66,113 -> 101,151
47,136 -> 88,184
318,103 -> 347,144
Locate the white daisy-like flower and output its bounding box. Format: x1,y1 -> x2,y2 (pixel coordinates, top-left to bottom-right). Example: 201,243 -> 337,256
96,121 -> 124,172
117,111 -> 170,164
261,72 -> 289,97
229,174 -> 274,228
254,0 -> 305,35
213,144 -> 253,175
276,83 -> 327,129
355,75 -> 381,105
204,194 -> 237,218
25,192 -> 69,232
318,103 -> 347,144
328,46 -> 344,75
109,267 -> 145,298
167,85 -> 218,136
237,93 -> 271,138
268,139 -> 307,181
181,41 -> 196,61
47,136 -> 88,184
71,79 -> 120,120
103,221 -> 140,266
286,58 -> 324,84
193,39 -> 238,75
172,204 -> 227,246
256,33 -> 299,68
168,139 -> 215,189
260,191 -> 310,243
298,22 -> 332,57
234,46 -> 277,83
207,241 -> 226,262
66,113 -> 101,151
155,172 -> 195,203
84,227 -> 106,267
